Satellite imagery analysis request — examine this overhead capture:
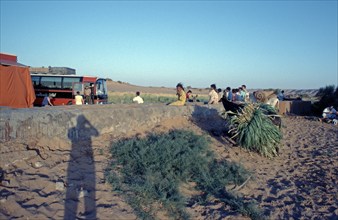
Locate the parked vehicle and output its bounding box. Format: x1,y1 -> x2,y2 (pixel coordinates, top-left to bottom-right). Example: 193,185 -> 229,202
31,74 -> 107,106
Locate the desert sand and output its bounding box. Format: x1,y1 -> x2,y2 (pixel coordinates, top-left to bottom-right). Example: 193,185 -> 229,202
0,83 -> 337,220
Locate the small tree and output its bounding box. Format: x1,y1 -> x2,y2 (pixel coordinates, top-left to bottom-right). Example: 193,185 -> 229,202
312,85 -> 338,116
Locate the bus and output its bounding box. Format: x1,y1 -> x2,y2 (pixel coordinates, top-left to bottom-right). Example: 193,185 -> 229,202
31,74 -> 108,106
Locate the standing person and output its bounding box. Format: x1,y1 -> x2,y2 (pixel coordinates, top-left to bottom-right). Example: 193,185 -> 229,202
224,87 -> 233,101
208,84 -> 219,104
242,85 -> 250,102
75,91 -> 84,105
238,87 -> 246,102
217,88 -> 223,101
84,86 -> 92,104
277,90 -> 285,101
133,91 -> 144,104
90,84 -> 95,104
42,94 -> 53,106
169,83 -> 186,106
232,89 -> 237,101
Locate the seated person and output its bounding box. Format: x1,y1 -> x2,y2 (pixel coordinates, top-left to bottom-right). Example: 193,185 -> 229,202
186,90 -> 192,102
42,94 -> 53,106
321,106 -> 337,122
133,91 -> 144,104
169,83 -> 186,106
186,90 -> 198,102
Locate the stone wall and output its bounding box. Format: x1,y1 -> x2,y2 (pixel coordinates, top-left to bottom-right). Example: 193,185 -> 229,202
278,101 -> 312,116
0,104 -> 225,143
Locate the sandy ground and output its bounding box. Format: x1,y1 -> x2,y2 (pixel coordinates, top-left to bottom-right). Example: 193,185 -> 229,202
1,110 -> 337,219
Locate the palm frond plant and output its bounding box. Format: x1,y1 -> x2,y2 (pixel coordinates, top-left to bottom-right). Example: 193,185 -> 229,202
229,103 -> 282,158
258,103 -> 278,115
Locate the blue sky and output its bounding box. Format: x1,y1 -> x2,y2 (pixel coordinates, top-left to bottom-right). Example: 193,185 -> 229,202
1,1 -> 337,89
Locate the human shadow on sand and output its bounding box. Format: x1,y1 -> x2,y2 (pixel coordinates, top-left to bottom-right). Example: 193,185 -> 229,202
64,115 -> 99,220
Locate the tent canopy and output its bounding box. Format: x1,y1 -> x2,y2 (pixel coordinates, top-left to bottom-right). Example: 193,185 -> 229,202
0,53 -> 36,108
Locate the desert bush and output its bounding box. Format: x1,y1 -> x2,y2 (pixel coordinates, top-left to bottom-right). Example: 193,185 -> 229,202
105,130 -> 262,220
230,103 -> 282,158
312,85 -> 338,116
143,94 -> 177,103
108,93 -> 134,104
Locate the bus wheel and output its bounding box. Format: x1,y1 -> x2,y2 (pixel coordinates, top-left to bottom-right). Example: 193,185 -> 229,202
67,101 -> 73,105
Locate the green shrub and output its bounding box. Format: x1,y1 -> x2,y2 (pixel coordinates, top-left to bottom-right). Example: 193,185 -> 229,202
108,93 -> 134,104
106,130 -> 263,220
312,85 -> 338,116
143,94 -> 177,103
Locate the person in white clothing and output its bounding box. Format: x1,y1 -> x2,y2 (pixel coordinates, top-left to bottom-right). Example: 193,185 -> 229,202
133,91 -> 144,104
322,106 -> 337,120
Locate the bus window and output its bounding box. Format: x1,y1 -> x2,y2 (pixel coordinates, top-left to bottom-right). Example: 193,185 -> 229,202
63,77 -> 81,89
31,76 -> 41,88
96,79 -> 106,95
73,83 -> 84,95
40,76 -> 62,88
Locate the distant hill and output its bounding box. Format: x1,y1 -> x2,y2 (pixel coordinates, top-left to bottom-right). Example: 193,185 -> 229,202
107,80 -> 319,98
283,89 -> 318,98
107,81 -> 208,94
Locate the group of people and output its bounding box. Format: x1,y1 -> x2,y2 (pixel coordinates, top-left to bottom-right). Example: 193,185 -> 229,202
41,84 -> 95,106
74,85 -> 95,105
167,83 -> 251,106
206,84 -> 251,105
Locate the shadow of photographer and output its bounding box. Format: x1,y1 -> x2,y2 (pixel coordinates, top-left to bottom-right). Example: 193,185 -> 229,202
64,115 -> 99,219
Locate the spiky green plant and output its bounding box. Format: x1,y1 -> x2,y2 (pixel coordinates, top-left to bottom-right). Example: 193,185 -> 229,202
230,103 -> 282,158
258,103 -> 278,115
